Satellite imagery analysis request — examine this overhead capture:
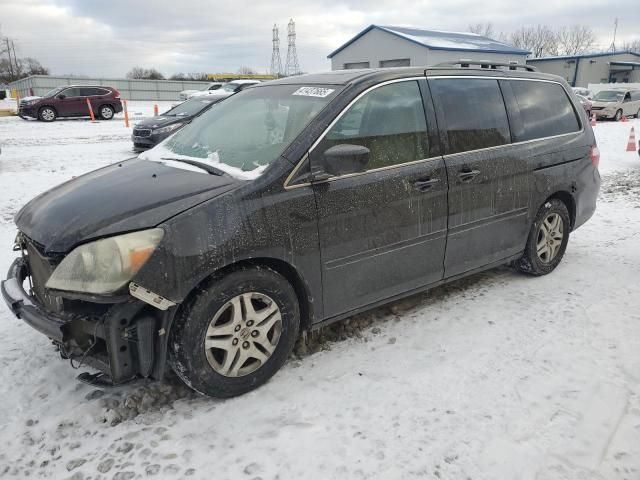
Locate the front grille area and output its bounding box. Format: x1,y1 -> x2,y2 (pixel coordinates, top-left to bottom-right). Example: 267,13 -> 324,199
133,128 -> 152,137
24,238 -> 64,313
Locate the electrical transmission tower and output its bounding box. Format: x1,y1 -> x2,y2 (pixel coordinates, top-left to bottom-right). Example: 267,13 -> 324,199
608,18 -> 618,52
285,18 -> 300,76
270,24 -> 282,77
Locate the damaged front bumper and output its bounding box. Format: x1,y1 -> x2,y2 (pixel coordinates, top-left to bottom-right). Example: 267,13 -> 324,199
1,257 -> 176,385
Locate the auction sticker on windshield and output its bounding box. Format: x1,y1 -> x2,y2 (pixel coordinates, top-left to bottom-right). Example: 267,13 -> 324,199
292,87 -> 335,98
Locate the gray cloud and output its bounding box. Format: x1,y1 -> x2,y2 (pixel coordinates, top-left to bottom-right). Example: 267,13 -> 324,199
2,0 -> 638,77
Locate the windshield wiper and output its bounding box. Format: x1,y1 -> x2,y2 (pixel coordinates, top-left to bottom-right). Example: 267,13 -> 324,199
160,157 -> 228,177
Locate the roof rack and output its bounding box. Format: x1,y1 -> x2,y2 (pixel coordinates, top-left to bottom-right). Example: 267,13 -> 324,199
434,60 -> 538,72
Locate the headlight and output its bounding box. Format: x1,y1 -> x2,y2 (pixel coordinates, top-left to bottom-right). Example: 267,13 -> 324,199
24,100 -> 39,105
46,228 -> 164,294
154,123 -> 183,135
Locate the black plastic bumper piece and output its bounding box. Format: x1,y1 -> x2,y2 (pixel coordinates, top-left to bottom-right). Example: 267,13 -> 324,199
1,258 -> 69,342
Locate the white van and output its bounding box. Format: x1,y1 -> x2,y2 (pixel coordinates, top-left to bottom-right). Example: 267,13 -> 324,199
591,88 -> 640,120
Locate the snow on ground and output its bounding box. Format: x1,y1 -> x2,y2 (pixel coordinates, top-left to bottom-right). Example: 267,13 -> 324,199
0,109 -> 639,480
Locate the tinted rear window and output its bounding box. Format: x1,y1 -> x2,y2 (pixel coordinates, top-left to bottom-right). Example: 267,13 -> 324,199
510,80 -> 580,142
431,78 -> 510,154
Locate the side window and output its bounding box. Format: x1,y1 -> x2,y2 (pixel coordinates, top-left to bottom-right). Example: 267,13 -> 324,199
62,87 -> 80,97
344,62 -> 370,69
317,80 -> 429,171
510,80 -> 580,142
80,87 -> 102,96
430,78 -> 510,154
623,92 -> 631,102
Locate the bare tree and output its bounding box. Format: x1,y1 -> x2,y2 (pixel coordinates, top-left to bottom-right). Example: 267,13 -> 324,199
556,25 -> 596,55
621,39 -> 640,52
237,66 -> 257,75
510,25 -> 558,58
468,22 -> 495,38
126,66 -> 165,80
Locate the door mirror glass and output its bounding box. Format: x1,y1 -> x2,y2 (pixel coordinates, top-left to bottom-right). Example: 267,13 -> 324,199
313,144 -> 370,179
57,94 -> 66,100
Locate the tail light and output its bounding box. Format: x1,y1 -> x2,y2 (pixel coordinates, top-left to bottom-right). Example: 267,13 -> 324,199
113,89 -> 121,99
589,145 -> 600,169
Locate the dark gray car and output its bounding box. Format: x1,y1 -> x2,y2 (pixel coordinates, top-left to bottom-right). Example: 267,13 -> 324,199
131,97 -> 219,151
2,64 -> 600,397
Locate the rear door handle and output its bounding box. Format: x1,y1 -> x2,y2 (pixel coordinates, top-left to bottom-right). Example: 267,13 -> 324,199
413,178 -> 441,191
458,169 -> 481,182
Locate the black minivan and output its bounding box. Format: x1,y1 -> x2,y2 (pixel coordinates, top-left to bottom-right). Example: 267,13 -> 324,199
2,64 -> 600,397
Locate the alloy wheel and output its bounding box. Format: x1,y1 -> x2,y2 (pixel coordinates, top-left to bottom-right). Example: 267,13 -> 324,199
204,292 -> 282,377
100,107 -> 114,119
536,213 -> 564,263
41,108 -> 55,121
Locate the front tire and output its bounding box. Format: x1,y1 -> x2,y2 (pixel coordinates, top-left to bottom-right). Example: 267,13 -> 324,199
169,267 -> 300,398
614,109 -> 622,121
38,106 -> 56,122
516,199 -> 570,276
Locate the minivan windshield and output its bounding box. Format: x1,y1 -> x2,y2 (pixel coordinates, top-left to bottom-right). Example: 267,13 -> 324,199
592,90 -> 625,102
152,84 -> 340,178
164,98 -> 215,117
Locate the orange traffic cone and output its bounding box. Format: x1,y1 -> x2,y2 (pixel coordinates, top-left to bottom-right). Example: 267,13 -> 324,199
626,127 -> 636,152
153,104 -> 159,116
621,115 -> 628,123
591,112 -> 597,126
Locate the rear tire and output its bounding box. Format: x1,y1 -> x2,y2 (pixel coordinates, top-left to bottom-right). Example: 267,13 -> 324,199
38,106 -> 56,122
515,199 -> 570,276
98,105 -> 114,120
168,267 -> 300,398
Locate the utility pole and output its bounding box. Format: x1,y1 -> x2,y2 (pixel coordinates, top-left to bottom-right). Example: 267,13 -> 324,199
5,38 -> 15,79
11,40 -> 18,73
608,18 -> 618,52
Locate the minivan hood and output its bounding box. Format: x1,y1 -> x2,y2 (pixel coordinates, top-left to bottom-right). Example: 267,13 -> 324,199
15,158 -> 238,253
591,100 -> 618,107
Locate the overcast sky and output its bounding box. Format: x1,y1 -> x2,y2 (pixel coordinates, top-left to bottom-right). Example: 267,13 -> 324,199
2,0 -> 639,77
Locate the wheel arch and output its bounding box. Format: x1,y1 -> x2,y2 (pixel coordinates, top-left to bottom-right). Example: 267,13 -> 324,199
38,104 -> 58,116
175,257 -> 316,333
543,191 -> 576,229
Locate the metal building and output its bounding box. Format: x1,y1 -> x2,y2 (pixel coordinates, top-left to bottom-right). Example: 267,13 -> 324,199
327,25 -> 530,70
526,51 -> 640,88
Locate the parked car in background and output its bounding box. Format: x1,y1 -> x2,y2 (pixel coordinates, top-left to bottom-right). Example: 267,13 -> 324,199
179,82 -> 224,101
591,88 -> 640,121
132,97 -> 219,151
18,85 -> 122,122
572,87 -> 592,99
576,94 -> 592,118
200,79 -> 261,100
1,65 -> 600,398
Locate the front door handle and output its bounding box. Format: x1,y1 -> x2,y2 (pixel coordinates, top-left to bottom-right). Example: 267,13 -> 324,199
458,169 -> 481,182
413,178 -> 441,191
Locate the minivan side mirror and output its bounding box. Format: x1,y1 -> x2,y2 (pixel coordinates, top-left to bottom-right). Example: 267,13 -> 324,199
57,94 -> 66,100
311,144 -> 370,181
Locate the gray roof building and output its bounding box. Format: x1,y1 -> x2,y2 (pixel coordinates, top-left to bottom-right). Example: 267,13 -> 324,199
527,51 -> 640,88
328,25 -> 530,71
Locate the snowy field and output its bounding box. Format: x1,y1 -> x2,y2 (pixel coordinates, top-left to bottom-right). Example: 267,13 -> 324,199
0,107 -> 639,480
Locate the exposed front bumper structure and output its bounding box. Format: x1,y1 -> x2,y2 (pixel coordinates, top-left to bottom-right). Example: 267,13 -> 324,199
2,257 -> 176,385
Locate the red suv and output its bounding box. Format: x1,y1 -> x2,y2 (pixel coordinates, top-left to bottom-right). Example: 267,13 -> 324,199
18,85 -> 123,122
